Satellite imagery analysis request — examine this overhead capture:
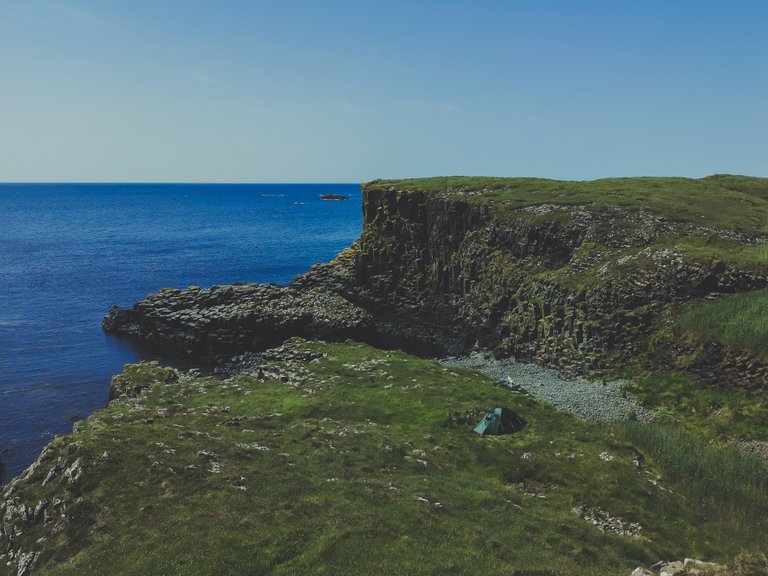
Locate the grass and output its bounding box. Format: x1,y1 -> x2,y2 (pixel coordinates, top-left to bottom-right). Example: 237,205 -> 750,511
6,340 -> 767,576
675,290 -> 768,362
366,175 -> 768,233
674,236 -> 768,269
723,552 -> 768,576
616,421 -> 768,530
625,372 -> 768,442
623,232 -> 768,276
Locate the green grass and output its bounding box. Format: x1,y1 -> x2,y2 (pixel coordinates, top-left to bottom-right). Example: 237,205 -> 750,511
616,421 -> 768,530
367,175 -> 768,233
675,290 -> 768,361
7,340 -> 768,576
662,235 -> 768,270
625,372 -> 768,442
721,552 -> 768,576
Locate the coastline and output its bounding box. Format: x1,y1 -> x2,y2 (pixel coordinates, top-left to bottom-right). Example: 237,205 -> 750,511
5,175 -> 768,574
0,183 -> 361,482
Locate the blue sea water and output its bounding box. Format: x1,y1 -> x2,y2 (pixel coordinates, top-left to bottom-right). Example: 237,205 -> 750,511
0,183 -> 361,482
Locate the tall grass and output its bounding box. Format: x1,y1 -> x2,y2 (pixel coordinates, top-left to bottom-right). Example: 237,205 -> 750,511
616,421 -> 768,530
675,290 -> 768,361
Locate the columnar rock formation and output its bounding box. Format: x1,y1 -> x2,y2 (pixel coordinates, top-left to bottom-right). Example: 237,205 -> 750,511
104,177 -> 768,387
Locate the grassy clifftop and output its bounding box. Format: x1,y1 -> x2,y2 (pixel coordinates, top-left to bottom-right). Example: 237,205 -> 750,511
366,174 -> 768,233
2,340 -> 767,575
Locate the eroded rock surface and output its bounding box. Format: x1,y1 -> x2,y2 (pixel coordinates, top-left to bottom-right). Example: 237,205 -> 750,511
103,180 -> 768,388
0,438 -> 87,576
103,283 -> 374,357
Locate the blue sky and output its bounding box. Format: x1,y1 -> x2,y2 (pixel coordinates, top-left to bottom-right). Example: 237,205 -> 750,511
0,0 -> 766,182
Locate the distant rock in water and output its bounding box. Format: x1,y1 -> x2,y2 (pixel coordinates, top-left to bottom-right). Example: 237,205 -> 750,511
320,194 -> 348,201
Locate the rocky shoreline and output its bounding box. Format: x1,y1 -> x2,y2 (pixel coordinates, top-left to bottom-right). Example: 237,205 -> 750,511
9,176 -> 768,575
104,178 -> 768,391
102,282 -> 374,358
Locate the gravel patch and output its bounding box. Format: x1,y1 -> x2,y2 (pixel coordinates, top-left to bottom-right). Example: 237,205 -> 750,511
440,353 -> 653,423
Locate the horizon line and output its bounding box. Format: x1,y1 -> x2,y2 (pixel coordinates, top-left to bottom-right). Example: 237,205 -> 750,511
0,181 -> 363,186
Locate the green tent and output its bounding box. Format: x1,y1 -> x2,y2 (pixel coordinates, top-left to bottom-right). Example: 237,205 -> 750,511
474,407 -> 527,435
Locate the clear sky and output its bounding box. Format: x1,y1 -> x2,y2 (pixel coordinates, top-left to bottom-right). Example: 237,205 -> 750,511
1,0 -> 766,182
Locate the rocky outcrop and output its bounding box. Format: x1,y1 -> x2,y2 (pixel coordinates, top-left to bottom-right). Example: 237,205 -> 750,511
669,341 -> 768,392
0,436 -> 89,576
103,283 -> 374,358
103,179 -> 768,384
108,360 -> 178,401
630,558 -> 723,576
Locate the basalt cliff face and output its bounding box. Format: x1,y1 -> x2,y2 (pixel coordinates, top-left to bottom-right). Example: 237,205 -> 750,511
103,176 -> 768,387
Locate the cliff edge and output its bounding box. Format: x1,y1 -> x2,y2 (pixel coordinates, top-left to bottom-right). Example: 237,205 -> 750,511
104,174 -> 768,388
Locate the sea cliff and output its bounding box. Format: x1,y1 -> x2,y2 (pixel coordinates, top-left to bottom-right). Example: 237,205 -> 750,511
5,175 -> 768,575
104,175 -> 768,389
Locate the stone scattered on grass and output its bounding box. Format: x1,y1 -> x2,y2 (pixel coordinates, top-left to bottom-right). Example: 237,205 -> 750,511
573,505 -> 642,537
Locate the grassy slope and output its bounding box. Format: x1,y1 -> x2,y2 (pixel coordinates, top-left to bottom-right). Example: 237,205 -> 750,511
368,174 -> 768,233
625,371 -> 768,442
675,290 -> 768,363
614,290 -> 768,443
15,340 -> 767,576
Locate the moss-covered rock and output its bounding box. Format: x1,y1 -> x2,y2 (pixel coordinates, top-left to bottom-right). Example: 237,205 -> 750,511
108,361 -> 178,401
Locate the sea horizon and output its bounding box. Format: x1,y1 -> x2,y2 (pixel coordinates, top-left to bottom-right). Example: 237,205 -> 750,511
0,181 -> 362,187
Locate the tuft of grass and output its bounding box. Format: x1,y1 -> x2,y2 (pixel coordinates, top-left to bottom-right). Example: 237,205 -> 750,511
728,552 -> 768,576
616,421 -> 768,530
674,290 -> 768,362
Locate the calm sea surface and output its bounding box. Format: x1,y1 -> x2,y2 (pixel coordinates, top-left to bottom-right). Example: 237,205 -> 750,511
0,183 -> 361,481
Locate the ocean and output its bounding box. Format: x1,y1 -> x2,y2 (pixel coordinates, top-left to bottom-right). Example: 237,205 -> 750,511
0,183 -> 362,482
